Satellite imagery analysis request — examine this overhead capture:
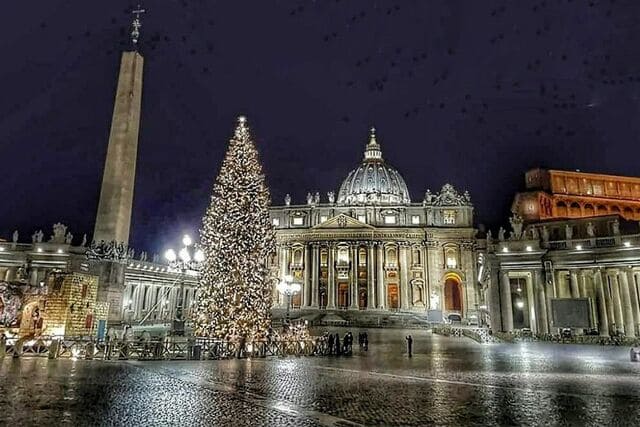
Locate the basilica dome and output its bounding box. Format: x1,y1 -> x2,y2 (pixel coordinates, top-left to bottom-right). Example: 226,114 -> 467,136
337,128 -> 411,205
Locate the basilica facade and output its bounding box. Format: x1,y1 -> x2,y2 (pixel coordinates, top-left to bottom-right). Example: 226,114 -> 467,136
269,129 -> 478,321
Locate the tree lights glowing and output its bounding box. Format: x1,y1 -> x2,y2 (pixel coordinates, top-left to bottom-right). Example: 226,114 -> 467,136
192,116 -> 276,340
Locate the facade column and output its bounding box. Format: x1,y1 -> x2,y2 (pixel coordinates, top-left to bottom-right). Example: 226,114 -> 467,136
327,244 -> 336,309
534,269 -> 549,334
350,244 -> 359,309
377,243 -> 385,309
488,262 -> 502,332
618,268 -> 636,338
608,270 -> 624,334
500,270 -> 514,332
569,270 -> 580,298
594,269 -> 610,337
303,244 -> 311,307
366,242 -> 375,309
579,270 -> 588,300
310,244 -> 319,308
629,271 -> 640,334
603,270 -> 615,334
399,243 -> 410,310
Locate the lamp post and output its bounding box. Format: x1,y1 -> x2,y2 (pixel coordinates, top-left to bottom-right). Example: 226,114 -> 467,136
276,275 -> 301,327
165,235 -> 205,336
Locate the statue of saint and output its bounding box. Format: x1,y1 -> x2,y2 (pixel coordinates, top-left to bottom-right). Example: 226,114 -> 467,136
498,227 -> 506,241
12,230 -> 18,243
327,191 -> 335,204
284,194 -> 291,206
612,219 -> 620,235
586,222 -> 595,237
565,224 -> 573,240
542,226 -> 550,243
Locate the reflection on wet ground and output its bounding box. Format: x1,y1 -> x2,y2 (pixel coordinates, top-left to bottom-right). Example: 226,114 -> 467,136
2,328 -> 639,426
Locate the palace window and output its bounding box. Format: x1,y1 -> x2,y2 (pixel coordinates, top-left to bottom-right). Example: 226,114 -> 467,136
292,217 -> 304,226
358,215 -> 367,223
411,215 -> 420,225
443,210 -> 456,225
272,218 -> 280,226
384,215 -> 396,224
319,215 -> 328,223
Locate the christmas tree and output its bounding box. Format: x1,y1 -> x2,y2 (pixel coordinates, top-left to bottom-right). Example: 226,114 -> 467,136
193,116 -> 276,340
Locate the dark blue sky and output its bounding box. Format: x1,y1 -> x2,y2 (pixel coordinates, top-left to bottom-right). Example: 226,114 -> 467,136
2,1 -> 640,254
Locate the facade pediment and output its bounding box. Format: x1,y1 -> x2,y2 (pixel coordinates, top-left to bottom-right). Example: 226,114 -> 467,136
313,213 -> 374,230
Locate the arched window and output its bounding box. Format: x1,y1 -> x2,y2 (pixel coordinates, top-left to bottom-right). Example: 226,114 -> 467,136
385,247 -> 397,267
412,247 -> 421,265
584,204 -> 594,217
569,202 -> 581,217
556,201 -> 568,217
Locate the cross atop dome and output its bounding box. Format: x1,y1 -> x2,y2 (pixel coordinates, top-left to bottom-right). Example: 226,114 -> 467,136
364,126 -> 383,161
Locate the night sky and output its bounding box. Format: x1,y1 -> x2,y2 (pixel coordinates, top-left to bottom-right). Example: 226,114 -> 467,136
2,1 -> 640,254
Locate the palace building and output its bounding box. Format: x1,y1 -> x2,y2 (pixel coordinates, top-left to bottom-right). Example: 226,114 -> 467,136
268,129 -> 478,321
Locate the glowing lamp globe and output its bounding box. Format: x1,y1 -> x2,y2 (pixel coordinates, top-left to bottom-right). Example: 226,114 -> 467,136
182,235 -> 193,247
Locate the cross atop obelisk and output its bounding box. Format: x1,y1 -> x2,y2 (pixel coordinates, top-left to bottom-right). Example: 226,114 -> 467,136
93,8 -> 146,245
130,4 -> 146,47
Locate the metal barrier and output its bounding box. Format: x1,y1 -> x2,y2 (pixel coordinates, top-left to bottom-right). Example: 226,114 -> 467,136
1,335 -> 324,361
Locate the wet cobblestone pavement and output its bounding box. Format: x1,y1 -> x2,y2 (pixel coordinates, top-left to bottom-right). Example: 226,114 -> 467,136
2,328 -> 640,426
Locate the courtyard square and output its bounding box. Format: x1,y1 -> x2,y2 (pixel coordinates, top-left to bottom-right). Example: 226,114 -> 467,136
2,328 -> 640,426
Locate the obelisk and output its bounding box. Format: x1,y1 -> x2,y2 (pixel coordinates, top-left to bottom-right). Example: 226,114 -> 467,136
93,7 -> 145,325
93,9 -> 145,245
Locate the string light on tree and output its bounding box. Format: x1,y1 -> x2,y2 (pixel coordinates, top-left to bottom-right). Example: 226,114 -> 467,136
192,116 -> 276,340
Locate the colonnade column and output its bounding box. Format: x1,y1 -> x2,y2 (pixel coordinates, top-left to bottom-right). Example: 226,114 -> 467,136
310,244 -> 319,308
579,270 -> 588,300
376,243 -> 385,309
327,244 -> 336,309
488,263 -> 502,332
4,267 -> 15,282
594,269 -> 610,337
303,244 -> 311,307
618,268 -> 636,338
350,244 -> 359,309
630,270 -> 640,334
569,270 -> 580,298
366,242 -> 375,309
500,271 -> 514,332
399,243 -> 410,310
608,270 -> 624,334
534,270 -> 549,334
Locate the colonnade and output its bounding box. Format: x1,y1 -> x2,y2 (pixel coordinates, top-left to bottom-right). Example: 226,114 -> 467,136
496,267 -> 640,337
122,281 -> 195,323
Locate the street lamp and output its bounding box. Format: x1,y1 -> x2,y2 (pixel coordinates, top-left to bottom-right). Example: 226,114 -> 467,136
276,275 -> 301,326
165,234 -> 205,336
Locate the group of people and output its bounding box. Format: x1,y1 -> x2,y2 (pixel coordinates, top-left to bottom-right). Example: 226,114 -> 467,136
320,331 -> 369,356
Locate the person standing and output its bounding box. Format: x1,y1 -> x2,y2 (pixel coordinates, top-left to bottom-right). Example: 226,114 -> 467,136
405,335 -> 413,358
328,333 -> 334,356
363,331 -> 368,351
335,333 -> 341,356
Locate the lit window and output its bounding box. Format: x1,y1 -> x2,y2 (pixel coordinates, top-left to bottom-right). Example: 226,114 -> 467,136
272,218 -> 280,226
411,215 -> 420,225
384,215 -> 396,224
446,257 -> 457,268
357,215 -> 366,223
319,215 -> 328,223
292,217 -> 304,226
443,210 -> 456,225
